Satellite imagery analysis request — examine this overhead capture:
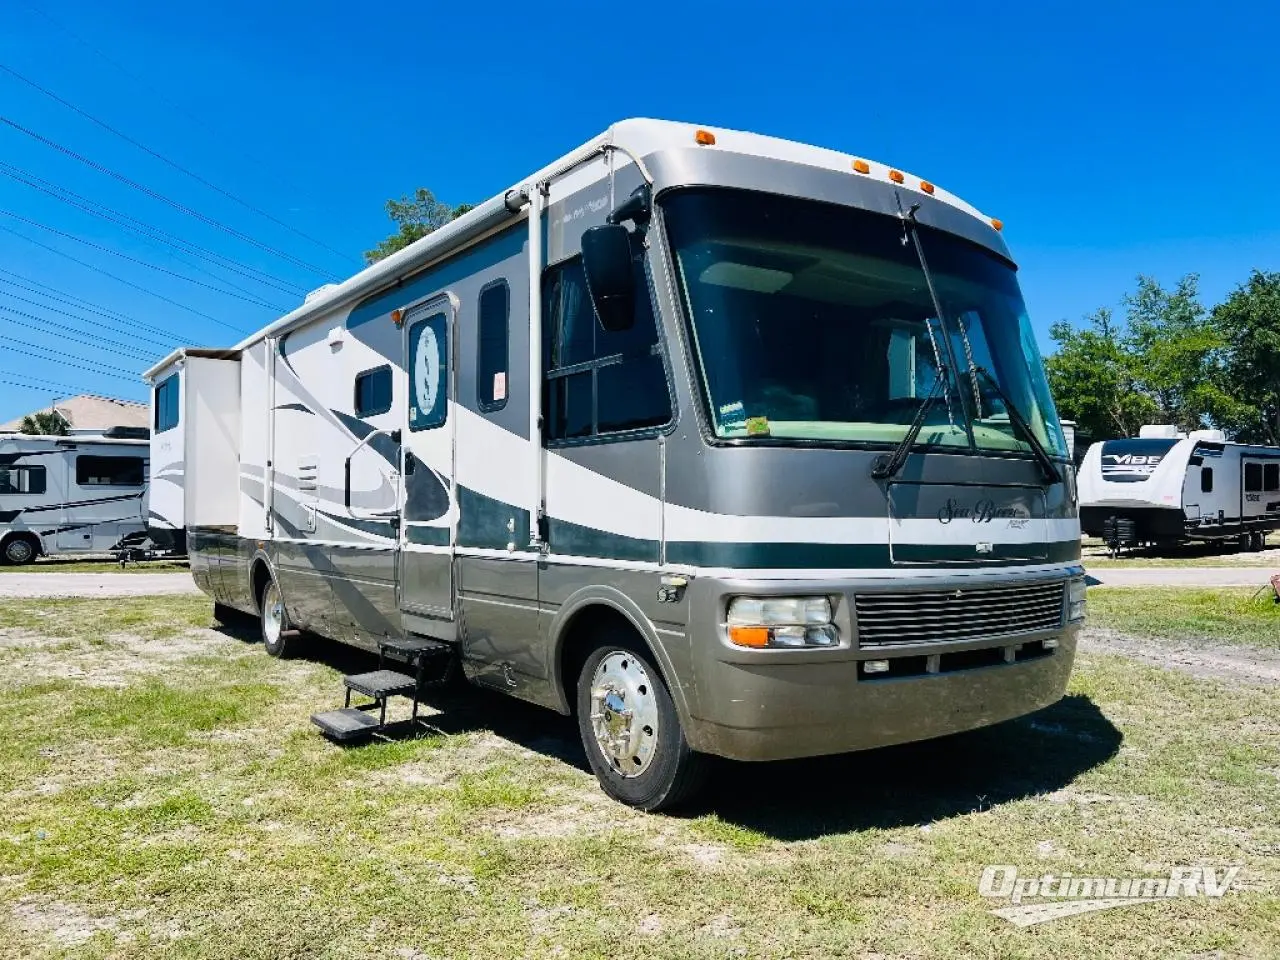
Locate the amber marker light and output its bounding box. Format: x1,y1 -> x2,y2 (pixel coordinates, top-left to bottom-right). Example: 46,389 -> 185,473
852,159 -> 870,174
991,218 -> 1004,231
391,308 -> 404,326
920,180 -> 935,194
728,626 -> 771,648
695,129 -> 717,145
888,169 -> 905,184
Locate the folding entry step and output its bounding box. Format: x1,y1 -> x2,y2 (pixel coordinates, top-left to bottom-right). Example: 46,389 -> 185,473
311,635 -> 455,743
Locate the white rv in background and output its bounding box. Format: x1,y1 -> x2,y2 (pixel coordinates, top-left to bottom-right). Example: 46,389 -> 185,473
0,433 -> 150,564
1079,424 -> 1280,549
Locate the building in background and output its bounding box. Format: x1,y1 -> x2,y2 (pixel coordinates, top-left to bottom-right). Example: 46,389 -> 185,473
0,395 -> 148,438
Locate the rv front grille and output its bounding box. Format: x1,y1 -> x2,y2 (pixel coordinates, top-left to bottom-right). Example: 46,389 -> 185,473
854,581 -> 1066,648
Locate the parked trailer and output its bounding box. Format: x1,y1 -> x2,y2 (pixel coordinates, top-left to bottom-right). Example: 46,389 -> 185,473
145,119 -> 1084,810
0,433 -> 149,564
1080,424 -> 1280,551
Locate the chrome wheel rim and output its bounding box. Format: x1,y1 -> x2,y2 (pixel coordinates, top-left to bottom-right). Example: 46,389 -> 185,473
6,540 -> 33,563
262,583 -> 283,646
589,651 -> 659,778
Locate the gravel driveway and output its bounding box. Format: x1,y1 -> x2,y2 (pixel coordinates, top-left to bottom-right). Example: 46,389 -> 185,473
1085,567 -> 1275,588
0,573 -> 201,599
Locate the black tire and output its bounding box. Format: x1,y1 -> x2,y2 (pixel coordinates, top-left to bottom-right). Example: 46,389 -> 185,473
258,576 -> 293,658
575,632 -> 708,812
1,534 -> 39,566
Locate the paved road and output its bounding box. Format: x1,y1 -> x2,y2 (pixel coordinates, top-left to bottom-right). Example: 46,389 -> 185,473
0,573 -> 201,599
1086,567 -> 1275,588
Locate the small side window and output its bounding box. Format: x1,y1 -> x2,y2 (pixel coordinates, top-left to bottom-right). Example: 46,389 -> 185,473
1201,467 -> 1214,493
0,465 -> 46,495
154,373 -> 180,433
1266,464 -> 1279,492
354,365 -> 392,418
1246,462 -> 1263,492
76,456 -> 144,487
477,280 -> 510,412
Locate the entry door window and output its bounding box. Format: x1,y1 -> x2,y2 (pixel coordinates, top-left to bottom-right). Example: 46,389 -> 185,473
409,312 -> 449,431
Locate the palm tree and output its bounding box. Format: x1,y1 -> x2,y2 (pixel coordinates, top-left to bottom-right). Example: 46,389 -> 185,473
19,411 -> 69,436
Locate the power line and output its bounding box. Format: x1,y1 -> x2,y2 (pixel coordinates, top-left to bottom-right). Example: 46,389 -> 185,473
0,221 -> 247,334
0,209 -> 289,311
0,58 -> 357,268
0,115 -> 343,280
0,371 -> 100,395
0,304 -> 158,361
3,337 -> 139,379
0,275 -> 186,345
0,161 -> 309,297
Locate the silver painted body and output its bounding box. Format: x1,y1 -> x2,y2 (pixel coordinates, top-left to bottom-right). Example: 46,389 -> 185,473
0,435 -> 149,558
147,120 -> 1081,762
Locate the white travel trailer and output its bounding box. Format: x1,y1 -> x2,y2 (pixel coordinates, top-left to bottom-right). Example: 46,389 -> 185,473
0,433 -> 149,564
1079,424 -> 1280,549
146,119 -> 1083,810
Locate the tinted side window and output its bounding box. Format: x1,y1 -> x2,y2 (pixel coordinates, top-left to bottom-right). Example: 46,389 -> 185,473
0,466 -> 46,495
354,365 -> 392,418
1266,463 -> 1279,492
542,252 -> 670,443
409,312 -> 449,431
154,374 -> 179,433
1246,462 -> 1262,491
1201,467 -> 1213,493
477,280 -> 509,411
77,456 -> 144,487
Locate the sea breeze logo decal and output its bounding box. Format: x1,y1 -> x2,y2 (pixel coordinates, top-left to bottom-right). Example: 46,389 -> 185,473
978,865 -> 1241,927
1102,453 -> 1164,476
937,498 -> 1030,528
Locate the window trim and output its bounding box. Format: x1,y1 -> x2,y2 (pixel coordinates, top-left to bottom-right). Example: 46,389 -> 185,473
408,312 -> 450,432
476,278 -> 511,413
75,455 -> 145,488
540,253 -> 677,449
353,364 -> 393,419
154,373 -> 180,434
0,464 -> 47,496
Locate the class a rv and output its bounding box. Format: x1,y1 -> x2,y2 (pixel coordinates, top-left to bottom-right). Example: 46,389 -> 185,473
0,432 -> 149,564
145,119 -> 1083,811
1080,424 -> 1280,550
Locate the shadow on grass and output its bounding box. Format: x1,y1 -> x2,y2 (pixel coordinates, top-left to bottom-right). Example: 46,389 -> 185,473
262,631 -> 1121,837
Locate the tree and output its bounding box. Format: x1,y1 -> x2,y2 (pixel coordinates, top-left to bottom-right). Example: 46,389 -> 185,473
363,188 -> 474,264
1046,308 -> 1157,442
19,411 -> 68,435
1214,270 -> 1280,445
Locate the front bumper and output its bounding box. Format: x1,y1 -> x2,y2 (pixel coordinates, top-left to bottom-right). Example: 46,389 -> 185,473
678,568 -> 1081,761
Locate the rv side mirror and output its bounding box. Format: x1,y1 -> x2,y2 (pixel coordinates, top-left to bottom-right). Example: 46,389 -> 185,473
581,224 -> 635,332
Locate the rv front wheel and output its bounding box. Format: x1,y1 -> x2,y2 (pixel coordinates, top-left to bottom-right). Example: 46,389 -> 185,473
576,637 -> 708,812
259,578 -> 292,658
1,534 -> 38,566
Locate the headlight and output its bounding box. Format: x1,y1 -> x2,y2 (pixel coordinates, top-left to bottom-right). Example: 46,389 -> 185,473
1067,578 -> 1087,622
727,596 -> 838,648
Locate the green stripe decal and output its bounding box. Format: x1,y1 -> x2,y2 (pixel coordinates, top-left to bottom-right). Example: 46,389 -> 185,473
406,526 -> 450,546
545,518 -> 657,563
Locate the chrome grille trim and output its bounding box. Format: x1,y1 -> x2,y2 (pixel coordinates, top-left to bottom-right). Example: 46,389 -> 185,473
854,581 -> 1066,648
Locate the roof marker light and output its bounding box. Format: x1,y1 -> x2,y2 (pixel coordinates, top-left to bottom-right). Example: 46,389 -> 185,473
920,180 -> 935,194
991,218 -> 1004,232
888,169 -> 905,184
391,308 -> 404,326
695,129 -> 716,146
852,159 -> 870,174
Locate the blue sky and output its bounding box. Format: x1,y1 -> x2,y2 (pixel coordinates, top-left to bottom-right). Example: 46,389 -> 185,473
1,0 -> 1277,421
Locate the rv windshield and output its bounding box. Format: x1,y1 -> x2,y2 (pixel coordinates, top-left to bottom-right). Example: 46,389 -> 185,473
662,188 -> 1067,458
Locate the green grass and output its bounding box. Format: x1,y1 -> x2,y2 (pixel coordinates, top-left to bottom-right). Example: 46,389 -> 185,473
0,595 -> 212,642
1088,586 -> 1280,649
1083,535 -> 1279,568
0,559 -> 189,574
0,597 -> 1276,958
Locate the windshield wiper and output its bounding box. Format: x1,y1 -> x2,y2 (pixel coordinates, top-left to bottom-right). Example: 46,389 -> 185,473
871,373 -> 948,480
968,366 -> 1062,484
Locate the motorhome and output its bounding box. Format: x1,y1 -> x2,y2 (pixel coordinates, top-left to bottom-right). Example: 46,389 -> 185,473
1080,424 -> 1280,550
0,433 -> 149,564
145,119 -> 1083,810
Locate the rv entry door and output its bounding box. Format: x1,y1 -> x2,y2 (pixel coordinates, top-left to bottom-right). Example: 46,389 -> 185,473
399,295 -> 457,621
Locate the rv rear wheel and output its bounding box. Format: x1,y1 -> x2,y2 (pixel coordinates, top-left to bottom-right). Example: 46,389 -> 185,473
575,635 -> 708,812
259,578 -> 293,658
1,534 -> 38,566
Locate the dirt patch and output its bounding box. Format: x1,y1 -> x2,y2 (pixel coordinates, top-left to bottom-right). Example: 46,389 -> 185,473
10,897 -> 132,947
0,628 -> 233,688
1079,627 -> 1280,685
